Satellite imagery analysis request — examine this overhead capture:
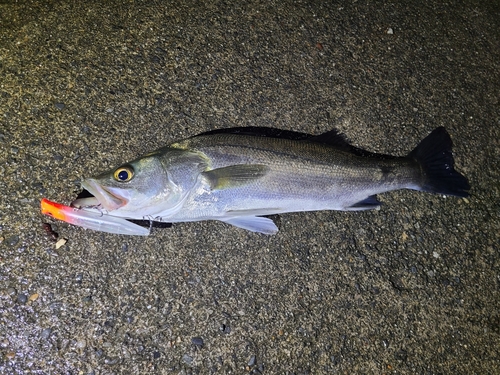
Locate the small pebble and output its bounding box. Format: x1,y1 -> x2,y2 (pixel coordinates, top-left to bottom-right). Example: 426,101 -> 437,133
59,339 -> 69,351
220,324 -> 231,334
76,339 -> 86,349
55,238 -> 67,249
7,235 -> 19,246
5,351 -> 15,360
17,293 -> 28,304
387,27 -> 394,34
395,349 -> 408,361
29,293 -> 39,302
104,356 -> 119,365
54,103 -> 65,110
42,223 -> 58,240
248,355 -> 256,367
75,273 -> 83,284
182,353 -> 193,365
191,337 -> 204,347
41,328 -> 52,340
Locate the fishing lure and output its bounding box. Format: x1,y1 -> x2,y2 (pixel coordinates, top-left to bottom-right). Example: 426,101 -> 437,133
40,198 -> 150,236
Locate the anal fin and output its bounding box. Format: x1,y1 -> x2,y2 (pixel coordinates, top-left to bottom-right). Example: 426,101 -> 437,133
220,216 -> 278,234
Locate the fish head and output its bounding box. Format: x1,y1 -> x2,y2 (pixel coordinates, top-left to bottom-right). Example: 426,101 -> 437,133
72,153 -> 188,218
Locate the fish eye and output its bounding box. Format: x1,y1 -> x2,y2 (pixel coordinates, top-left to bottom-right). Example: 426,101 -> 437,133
113,166 -> 134,182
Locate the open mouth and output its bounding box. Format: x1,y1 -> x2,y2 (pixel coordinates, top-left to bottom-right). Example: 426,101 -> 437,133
69,180 -> 173,229
71,188 -> 96,207
71,179 -> 126,211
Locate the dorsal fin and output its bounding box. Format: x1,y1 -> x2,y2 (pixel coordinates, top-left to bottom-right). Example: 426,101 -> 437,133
198,126 -> 399,158
198,126 -> 312,140
309,129 -> 353,151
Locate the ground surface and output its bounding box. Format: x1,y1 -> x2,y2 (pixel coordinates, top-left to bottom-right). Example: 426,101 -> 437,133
1,1 -> 499,374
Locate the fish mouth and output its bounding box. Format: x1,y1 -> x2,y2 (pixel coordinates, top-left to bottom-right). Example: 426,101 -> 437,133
71,179 -> 127,211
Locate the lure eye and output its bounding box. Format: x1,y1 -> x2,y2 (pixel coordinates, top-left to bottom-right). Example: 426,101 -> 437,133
113,166 -> 134,182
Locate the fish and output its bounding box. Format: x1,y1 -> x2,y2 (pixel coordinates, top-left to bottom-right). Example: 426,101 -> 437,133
69,126 -> 470,235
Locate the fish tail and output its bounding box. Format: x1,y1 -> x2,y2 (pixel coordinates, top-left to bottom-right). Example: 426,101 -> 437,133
408,127 -> 470,197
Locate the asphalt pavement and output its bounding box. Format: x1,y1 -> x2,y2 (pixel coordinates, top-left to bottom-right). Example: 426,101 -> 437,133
1,1 -> 499,374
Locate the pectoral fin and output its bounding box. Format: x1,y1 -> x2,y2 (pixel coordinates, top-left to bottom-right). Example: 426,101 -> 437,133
220,216 -> 278,234
203,164 -> 269,190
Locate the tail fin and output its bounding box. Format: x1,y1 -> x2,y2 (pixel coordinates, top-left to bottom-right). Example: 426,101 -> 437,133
408,127 -> 470,197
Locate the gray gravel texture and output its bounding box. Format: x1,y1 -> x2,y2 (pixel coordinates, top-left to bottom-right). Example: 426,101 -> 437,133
1,1 -> 499,374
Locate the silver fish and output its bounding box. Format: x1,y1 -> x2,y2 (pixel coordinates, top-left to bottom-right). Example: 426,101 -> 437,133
72,127 -> 470,234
